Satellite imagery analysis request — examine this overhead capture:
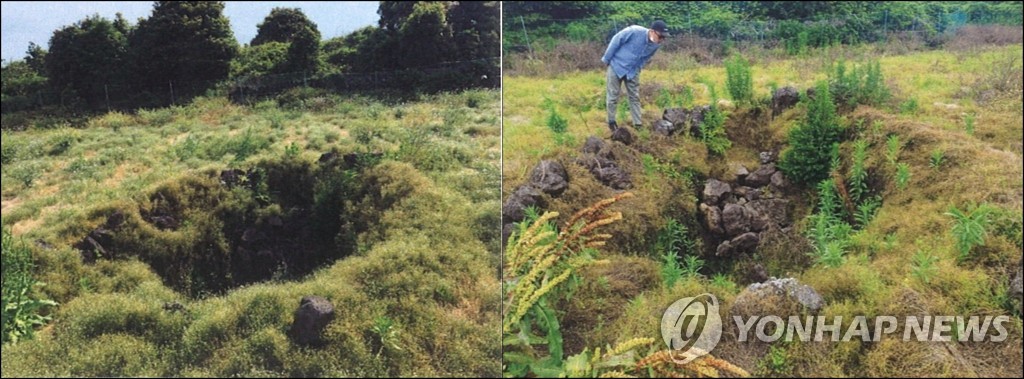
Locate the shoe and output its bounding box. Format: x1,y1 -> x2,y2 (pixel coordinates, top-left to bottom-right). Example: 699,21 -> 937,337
608,121 -> 618,131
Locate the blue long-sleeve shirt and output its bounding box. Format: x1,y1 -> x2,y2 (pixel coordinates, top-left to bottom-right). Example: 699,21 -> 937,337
601,25 -> 661,80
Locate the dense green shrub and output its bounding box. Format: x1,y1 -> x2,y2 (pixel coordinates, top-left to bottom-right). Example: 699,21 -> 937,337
780,81 -> 844,185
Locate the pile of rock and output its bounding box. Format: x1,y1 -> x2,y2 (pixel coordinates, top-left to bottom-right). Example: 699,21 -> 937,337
501,160 -> 570,244
700,153 -> 791,256
502,131 -> 643,245
771,86 -> 800,117
576,136 -> 632,190
654,106 -> 711,137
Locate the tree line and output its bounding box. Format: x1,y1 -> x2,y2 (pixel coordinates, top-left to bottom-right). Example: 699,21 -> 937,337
504,1 -> 1023,51
1,1 -> 499,114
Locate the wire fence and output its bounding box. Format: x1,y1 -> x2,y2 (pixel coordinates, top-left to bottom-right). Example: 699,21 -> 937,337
2,57 -> 500,114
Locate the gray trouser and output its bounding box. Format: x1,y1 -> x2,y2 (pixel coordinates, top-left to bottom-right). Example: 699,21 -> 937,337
606,65 -> 642,126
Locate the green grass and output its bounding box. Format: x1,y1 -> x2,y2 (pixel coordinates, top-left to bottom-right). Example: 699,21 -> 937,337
1,89 -> 501,377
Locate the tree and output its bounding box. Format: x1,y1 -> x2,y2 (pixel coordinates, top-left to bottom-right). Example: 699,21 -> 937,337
251,8 -> 319,46
25,43 -> 47,75
378,1 -> 417,33
1,61 -> 48,113
129,1 -> 238,104
323,26 -> 375,71
448,1 -> 499,60
230,42 -> 289,78
448,1 -> 500,87
45,14 -> 128,109
779,82 -> 844,186
399,2 -> 453,68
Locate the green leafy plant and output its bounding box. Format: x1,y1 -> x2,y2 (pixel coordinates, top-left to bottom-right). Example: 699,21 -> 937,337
829,59 -> 889,108
929,148 -> 945,169
885,135 -> 901,166
370,316 -> 402,359
2,228 -> 58,344
779,81 -> 843,185
883,233 -> 899,251
284,142 -> 301,159
946,202 -> 995,262
656,219 -> 693,288
711,273 -> 737,292
761,345 -> 792,376
854,195 -> 882,228
963,113 -> 976,136
546,106 -> 571,146
895,162 -> 911,190
503,193 -> 632,377
899,97 -> 919,115
699,83 -> 731,156
681,255 -> 705,279
808,179 -> 852,268
849,139 -> 869,203
655,88 -> 675,109
910,249 -> 939,284
725,55 -> 754,105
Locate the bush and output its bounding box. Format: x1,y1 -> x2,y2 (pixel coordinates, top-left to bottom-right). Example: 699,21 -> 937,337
275,87 -> 338,111
830,60 -> 890,108
725,55 -> 754,105
780,81 -> 843,185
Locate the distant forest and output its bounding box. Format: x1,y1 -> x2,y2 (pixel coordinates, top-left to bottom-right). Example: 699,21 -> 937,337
2,1 -> 499,114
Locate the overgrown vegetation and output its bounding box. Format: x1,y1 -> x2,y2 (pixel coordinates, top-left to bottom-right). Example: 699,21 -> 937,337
1,228 -> 57,344
503,194 -> 748,378
830,59 -> 890,108
1,88 -> 502,377
504,22 -> 1023,377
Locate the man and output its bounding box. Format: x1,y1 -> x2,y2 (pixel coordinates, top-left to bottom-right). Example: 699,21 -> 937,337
602,20 -> 669,132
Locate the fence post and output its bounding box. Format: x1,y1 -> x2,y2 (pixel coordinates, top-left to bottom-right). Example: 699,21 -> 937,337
519,15 -> 534,59
169,80 -> 175,105
104,84 -> 111,112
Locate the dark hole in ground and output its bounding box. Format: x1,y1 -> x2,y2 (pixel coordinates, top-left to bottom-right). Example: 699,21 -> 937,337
74,152 -> 385,297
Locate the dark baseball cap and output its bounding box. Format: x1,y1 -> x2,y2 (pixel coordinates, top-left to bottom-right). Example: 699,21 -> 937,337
650,20 -> 670,37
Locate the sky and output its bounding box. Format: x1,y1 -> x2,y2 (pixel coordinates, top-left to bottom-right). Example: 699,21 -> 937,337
0,1 -> 380,63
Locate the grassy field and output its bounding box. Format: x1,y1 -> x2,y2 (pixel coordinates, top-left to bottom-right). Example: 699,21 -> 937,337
1,89 -> 501,376
502,40 -> 1022,377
